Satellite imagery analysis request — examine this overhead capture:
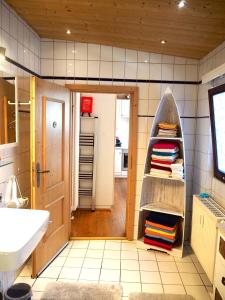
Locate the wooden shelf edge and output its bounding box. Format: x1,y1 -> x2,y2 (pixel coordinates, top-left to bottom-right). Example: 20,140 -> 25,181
140,204 -> 184,217
151,137 -> 183,141
136,238 -> 183,258
144,174 -> 185,182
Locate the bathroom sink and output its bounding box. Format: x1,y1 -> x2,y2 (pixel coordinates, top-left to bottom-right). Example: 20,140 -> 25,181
0,208 -> 49,272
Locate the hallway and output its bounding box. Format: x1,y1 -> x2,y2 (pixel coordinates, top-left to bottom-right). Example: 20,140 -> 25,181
71,178 -> 127,237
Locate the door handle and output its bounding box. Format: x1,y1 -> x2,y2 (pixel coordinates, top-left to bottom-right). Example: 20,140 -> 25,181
37,170 -> 50,174
36,162 -> 50,187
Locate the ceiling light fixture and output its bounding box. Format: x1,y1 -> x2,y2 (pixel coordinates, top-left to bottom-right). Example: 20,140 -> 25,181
178,0 -> 186,8
0,47 -> 6,61
161,40 -> 167,44
66,29 -> 71,35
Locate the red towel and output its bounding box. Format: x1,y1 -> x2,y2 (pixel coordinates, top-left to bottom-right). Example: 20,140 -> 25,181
144,237 -> 172,250
153,143 -> 178,150
151,159 -> 173,166
150,165 -> 171,172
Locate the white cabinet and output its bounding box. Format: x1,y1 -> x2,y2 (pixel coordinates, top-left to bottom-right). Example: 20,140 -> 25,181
191,196 -> 222,283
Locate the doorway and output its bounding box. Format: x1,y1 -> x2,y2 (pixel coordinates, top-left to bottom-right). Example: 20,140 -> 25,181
67,84 -> 138,240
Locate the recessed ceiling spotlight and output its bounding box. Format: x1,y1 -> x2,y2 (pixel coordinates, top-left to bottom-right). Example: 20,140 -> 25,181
178,0 -> 186,8
144,59 -> 148,63
66,29 -> 71,35
161,40 -> 167,44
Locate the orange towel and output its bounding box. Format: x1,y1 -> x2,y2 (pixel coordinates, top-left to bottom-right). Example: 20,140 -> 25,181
158,122 -> 177,130
146,220 -> 177,232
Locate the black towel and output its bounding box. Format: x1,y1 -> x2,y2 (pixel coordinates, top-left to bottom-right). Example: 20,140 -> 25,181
146,211 -> 179,228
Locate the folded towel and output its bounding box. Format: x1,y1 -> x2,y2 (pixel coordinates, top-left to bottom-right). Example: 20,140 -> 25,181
144,236 -> 173,250
151,161 -> 174,168
152,148 -> 179,153
145,220 -> 177,232
153,143 -> 179,150
152,151 -> 178,157
145,228 -> 176,240
145,223 -> 177,234
158,122 -> 177,130
151,154 -> 178,161
146,212 -> 179,228
144,232 -> 176,243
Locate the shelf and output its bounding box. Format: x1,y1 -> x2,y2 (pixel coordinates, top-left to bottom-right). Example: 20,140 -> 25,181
136,238 -> 183,258
151,137 -> 183,141
144,173 -> 184,182
140,203 -> 184,217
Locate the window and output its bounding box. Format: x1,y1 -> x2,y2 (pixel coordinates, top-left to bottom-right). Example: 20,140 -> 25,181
209,83 -> 225,183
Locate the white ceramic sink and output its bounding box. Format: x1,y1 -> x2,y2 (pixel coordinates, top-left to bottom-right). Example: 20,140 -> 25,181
0,208 -> 49,272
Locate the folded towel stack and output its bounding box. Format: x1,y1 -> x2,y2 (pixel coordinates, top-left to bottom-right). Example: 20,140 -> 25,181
150,142 -> 179,177
157,122 -> 178,137
144,212 -> 179,250
171,158 -> 184,179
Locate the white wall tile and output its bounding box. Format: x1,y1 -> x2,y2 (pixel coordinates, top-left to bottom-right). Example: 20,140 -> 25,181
113,47 -> 125,61
149,83 -> 161,100
66,42 -> 75,59
41,41 -> 53,59
88,61 -> 100,77
137,63 -> 149,80
17,20 -> 24,44
100,61 -> 112,78
175,57 -> 186,64
2,3 -> 9,32
67,60 -> 74,76
75,60 -> 88,77
88,44 -> 100,60
138,83 -> 149,100
41,59 -> 53,76
101,45 -> 112,61
150,64 -> 161,80
162,64 -> 173,80
54,41 -> 66,59
174,65 -> 185,81
113,62 -> 125,79
23,26 -> 30,49
186,65 -> 198,81
54,59 -> 66,76
75,42 -> 87,60
9,11 -> 17,39
162,55 -> 174,64
126,49 -> 137,62
138,51 -> 149,63
125,62 -> 137,79
150,53 -> 162,63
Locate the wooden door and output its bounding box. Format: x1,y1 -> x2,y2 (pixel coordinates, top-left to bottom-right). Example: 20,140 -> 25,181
31,77 -> 71,277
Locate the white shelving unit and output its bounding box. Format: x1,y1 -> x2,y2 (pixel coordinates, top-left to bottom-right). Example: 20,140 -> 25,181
137,87 -> 186,258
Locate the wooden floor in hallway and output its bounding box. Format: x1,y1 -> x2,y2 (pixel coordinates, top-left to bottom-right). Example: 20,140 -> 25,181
71,178 -> 127,237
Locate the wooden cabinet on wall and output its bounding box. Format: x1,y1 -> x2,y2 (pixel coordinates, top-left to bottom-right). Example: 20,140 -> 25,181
191,195 -> 225,283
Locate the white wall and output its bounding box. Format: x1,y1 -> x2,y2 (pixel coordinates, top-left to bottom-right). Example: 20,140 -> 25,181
193,41 -> 225,209
115,99 -> 130,149
79,93 -> 116,209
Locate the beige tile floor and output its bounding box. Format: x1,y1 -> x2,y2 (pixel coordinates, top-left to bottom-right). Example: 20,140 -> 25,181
16,240 -> 212,300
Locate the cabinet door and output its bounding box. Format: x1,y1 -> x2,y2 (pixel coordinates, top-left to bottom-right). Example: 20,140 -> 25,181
200,213 -> 217,282
191,199 -> 203,258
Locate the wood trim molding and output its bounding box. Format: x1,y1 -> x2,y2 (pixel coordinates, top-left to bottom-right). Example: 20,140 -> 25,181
66,84 -> 138,240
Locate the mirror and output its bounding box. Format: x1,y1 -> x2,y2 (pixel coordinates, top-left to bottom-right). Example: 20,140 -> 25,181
0,77 -> 17,145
